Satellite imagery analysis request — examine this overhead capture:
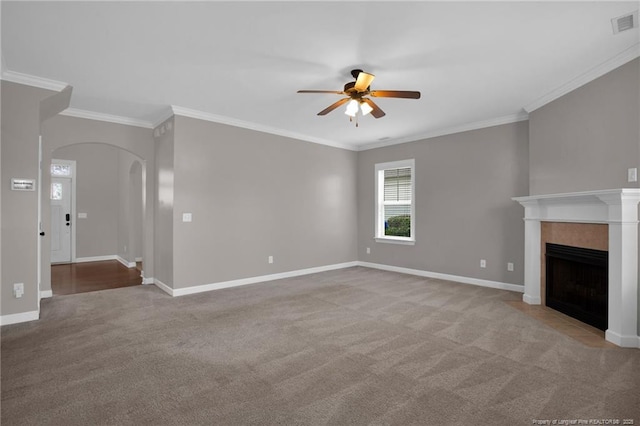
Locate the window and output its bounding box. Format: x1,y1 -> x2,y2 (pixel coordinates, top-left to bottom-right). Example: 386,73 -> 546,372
50,163 -> 71,176
375,159 -> 415,244
50,182 -> 63,200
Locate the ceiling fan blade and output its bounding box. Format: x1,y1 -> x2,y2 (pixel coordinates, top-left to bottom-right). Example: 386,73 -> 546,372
362,99 -> 386,119
354,71 -> 375,92
369,90 -> 421,99
297,90 -> 344,94
318,98 -> 350,116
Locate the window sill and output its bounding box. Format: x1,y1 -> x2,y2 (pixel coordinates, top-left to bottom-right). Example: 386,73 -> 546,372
375,237 -> 415,246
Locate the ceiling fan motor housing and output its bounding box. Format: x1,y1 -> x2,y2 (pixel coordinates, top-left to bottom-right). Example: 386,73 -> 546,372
344,81 -> 357,94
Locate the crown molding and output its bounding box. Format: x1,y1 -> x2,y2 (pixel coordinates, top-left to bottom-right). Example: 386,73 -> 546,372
59,108 -> 154,129
357,111 -> 530,151
0,69 -> 68,92
171,105 -> 356,151
151,107 -> 175,128
524,43 -> 640,113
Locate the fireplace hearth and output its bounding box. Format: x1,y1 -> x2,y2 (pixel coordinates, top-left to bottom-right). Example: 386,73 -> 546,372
545,243 -> 608,330
513,189 -> 640,347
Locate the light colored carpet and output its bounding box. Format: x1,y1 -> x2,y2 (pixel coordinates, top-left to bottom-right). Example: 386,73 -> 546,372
2,266 -> 639,425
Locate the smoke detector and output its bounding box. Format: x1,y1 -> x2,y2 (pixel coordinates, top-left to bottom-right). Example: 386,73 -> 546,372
611,10 -> 638,34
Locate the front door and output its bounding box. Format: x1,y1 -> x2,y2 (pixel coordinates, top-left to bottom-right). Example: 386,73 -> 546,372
51,177 -> 72,263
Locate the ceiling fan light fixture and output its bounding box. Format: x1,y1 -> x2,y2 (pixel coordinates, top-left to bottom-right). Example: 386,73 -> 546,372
360,100 -> 373,116
298,69 -> 419,121
344,99 -> 359,117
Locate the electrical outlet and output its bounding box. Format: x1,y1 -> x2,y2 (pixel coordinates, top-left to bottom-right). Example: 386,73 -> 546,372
366,247 -> 370,254
480,259 -> 486,268
268,255 -> 273,264
182,213 -> 193,222
507,262 -> 514,272
628,167 -> 637,183
13,283 -> 24,299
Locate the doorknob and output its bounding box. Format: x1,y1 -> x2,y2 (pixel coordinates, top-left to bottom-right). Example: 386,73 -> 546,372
65,213 -> 70,221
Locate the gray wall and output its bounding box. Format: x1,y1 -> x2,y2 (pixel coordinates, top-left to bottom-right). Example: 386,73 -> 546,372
171,116 -> 358,288
153,117 -> 174,287
117,149 -> 144,264
41,115 -> 155,291
1,81 -> 57,316
53,143 -> 119,259
357,121 -> 529,286
529,58 -> 639,195
4,58 -> 636,329
528,58 -> 640,336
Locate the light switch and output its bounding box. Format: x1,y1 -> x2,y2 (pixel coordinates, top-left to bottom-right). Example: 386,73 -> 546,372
628,168 -> 637,183
78,212 -> 87,219
182,213 -> 192,222
13,283 -> 24,298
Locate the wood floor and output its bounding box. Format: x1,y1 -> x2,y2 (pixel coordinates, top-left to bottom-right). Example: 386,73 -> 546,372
51,260 -> 142,295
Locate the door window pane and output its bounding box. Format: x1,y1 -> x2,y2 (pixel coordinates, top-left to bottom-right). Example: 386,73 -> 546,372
51,182 -> 62,200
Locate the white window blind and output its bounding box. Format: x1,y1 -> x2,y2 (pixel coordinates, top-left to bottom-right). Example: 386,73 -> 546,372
375,160 -> 415,243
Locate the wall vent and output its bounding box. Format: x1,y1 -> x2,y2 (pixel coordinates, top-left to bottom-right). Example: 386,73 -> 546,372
611,10 -> 638,34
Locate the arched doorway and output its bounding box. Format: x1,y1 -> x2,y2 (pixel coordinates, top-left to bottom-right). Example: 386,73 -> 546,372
45,142 -> 149,295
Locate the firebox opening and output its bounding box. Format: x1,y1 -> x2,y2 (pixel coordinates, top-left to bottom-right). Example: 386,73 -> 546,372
545,243 -> 608,331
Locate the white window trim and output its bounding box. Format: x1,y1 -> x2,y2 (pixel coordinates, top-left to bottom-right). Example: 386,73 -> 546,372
374,159 -> 415,245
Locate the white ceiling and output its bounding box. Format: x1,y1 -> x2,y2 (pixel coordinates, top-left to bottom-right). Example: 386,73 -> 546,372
2,1 -> 639,150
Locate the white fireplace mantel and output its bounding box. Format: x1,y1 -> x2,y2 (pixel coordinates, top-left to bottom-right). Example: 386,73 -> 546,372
513,189 -> 640,348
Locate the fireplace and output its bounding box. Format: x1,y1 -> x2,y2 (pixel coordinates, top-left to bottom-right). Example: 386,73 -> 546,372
513,189 -> 640,347
545,243 -> 608,330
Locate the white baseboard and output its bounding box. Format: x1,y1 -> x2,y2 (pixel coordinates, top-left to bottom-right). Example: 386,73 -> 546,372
357,261 -> 524,293
40,290 -> 53,299
116,256 -> 136,268
140,270 -> 154,285
154,260 -> 523,298
605,330 -> 640,348
157,261 -> 358,297
153,278 -> 173,296
135,257 -> 143,262
1,310 -> 39,326
523,294 -> 541,305
74,255 -> 117,263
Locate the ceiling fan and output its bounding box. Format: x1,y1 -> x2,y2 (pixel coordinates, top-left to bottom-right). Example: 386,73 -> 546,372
297,69 -> 420,124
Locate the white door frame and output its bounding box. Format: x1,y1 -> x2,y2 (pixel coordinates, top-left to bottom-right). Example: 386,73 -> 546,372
37,136 -> 42,305
50,159 -> 77,263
